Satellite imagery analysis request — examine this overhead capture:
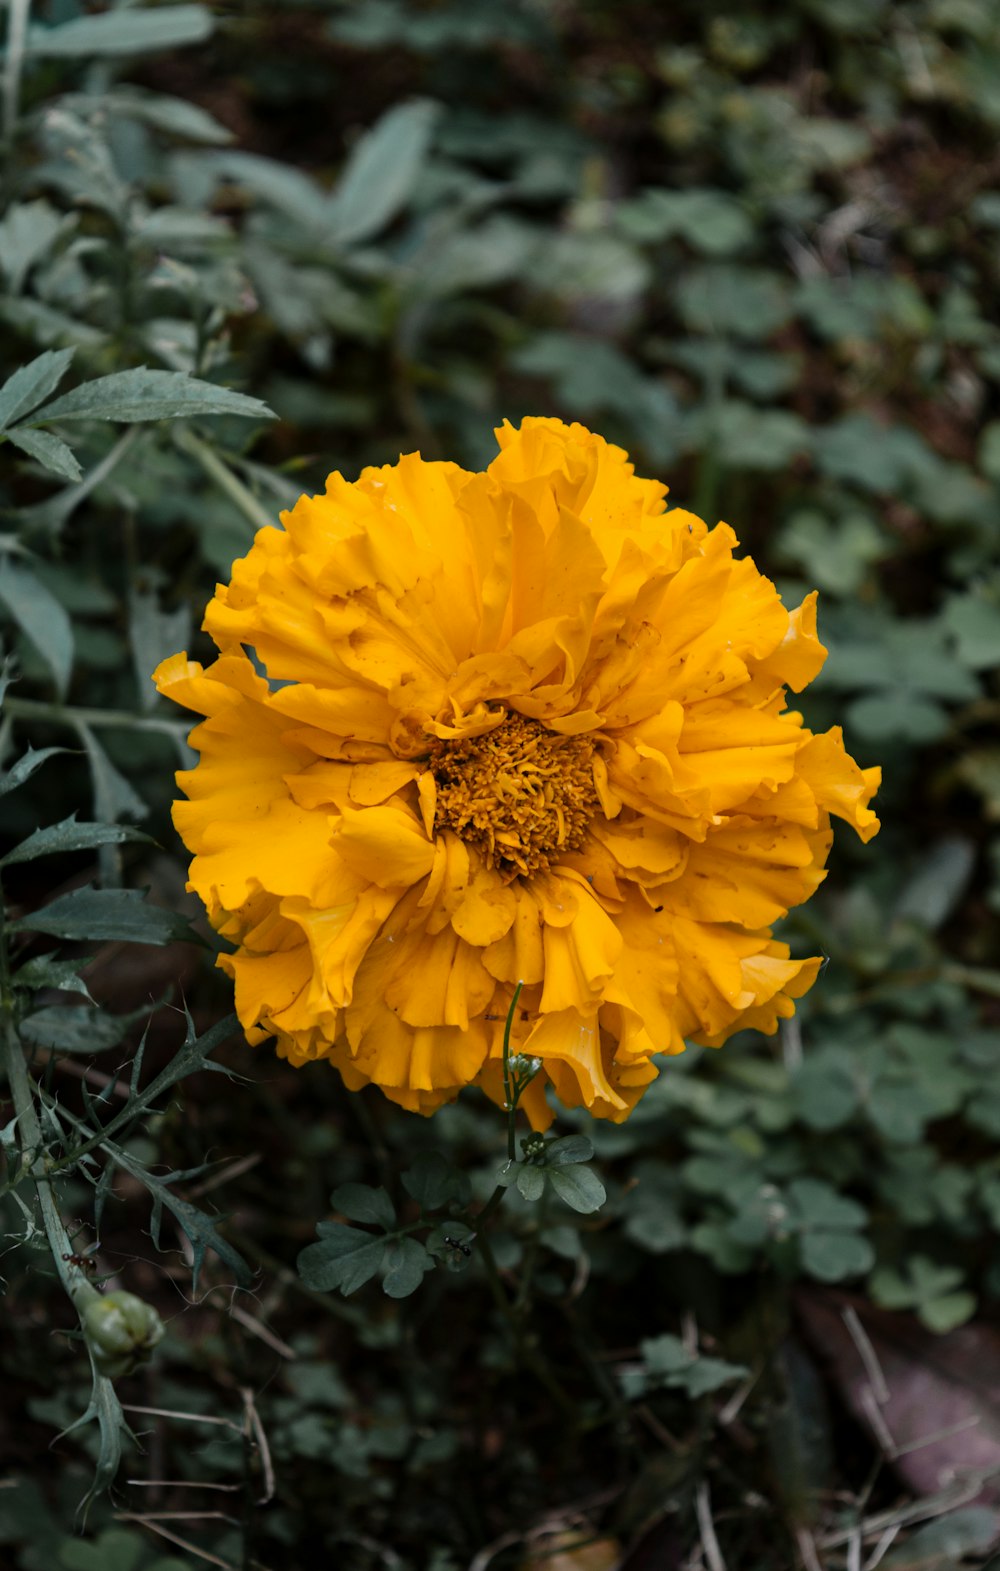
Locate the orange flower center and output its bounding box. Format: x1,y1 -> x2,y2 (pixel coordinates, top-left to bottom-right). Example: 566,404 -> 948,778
428,713 -> 599,880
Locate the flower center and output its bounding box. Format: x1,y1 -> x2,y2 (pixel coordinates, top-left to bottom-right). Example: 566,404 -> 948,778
428,713 -> 599,880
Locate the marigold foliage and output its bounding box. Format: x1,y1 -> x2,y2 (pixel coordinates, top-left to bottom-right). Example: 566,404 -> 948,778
155,418 -> 880,1126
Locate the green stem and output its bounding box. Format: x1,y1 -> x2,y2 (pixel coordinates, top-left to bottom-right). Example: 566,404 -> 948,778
501,980 -> 524,1163
3,696 -> 189,738
476,1223 -> 576,1420
175,429 -> 276,534
2,0 -> 31,147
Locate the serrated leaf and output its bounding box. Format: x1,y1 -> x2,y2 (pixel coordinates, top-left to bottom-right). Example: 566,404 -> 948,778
0,816 -> 150,867
11,954 -> 93,999
298,1224 -> 386,1294
548,1163 -> 606,1214
0,747 -> 69,799
4,426 -> 82,481
29,368 -> 274,425
382,1237 -> 432,1299
400,1150 -> 470,1209
12,886 -> 195,946
19,1005 -> 128,1055
327,98 -> 439,245
0,562 -> 74,696
332,1182 -> 396,1229
0,349 -> 74,432
26,5 -> 212,58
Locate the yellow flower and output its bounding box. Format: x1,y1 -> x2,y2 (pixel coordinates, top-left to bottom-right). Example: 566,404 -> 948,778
154,418 -> 880,1127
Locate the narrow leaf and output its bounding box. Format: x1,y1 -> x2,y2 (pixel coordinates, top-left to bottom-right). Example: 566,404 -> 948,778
1,816 -> 151,867
0,563 -> 74,695
0,349 -> 74,432
19,1005 -> 128,1055
12,954 -> 94,1000
26,6 -> 212,58
29,368 -> 274,425
326,99 -> 439,245
0,747 -> 68,799
12,886 -> 196,946
4,426 -> 82,481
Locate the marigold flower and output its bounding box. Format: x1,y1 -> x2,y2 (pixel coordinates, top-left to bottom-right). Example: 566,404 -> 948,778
155,418 -> 880,1127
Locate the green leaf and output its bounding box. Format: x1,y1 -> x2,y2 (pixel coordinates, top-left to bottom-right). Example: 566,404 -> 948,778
685,1356 -> 751,1398
676,265 -> 793,339
544,1134 -> 594,1166
401,1150 -> 470,1209
793,1060 -> 859,1130
943,592 -> 1000,670
96,88 -> 234,145
19,1005 -> 128,1056
332,1183 -> 396,1229
327,99 -> 439,245
4,426 -> 82,481
29,369 -> 274,426
516,1165 -> 546,1202
847,691 -> 949,744
58,1525 -> 145,1571
1,816 -> 149,868
548,1163 -> 606,1214
382,1237 -> 432,1298
26,6 -> 213,58
799,1230 -> 874,1282
788,1178 -> 867,1230
882,1507 -> 1000,1566
0,562 -> 74,696
298,1224 -> 386,1295
0,747 -> 69,799
616,187 -> 753,254
76,723 -> 149,825
12,887 -> 195,946
0,201 -> 71,296
11,954 -> 93,999
895,838 -> 975,929
919,1291 -> 977,1335
0,349 -> 74,432
128,585 -> 191,713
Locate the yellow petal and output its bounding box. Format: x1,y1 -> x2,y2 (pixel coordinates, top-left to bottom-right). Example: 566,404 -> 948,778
332,803 -> 435,889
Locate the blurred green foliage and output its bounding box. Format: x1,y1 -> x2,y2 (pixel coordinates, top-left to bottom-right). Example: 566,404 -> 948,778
2,0 -> 1000,1567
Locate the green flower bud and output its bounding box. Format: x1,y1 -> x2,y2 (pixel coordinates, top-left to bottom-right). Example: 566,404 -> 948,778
82,1290 -> 164,1379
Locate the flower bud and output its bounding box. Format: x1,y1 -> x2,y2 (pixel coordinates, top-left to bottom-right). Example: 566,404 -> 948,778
82,1290 -> 164,1379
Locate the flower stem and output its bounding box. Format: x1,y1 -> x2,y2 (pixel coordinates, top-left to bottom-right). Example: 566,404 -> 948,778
175,428 -> 276,534
476,1222 -> 576,1419
501,980 -> 524,1163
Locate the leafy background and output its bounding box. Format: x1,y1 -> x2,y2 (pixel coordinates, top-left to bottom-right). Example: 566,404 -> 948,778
1,1 -> 1000,1568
